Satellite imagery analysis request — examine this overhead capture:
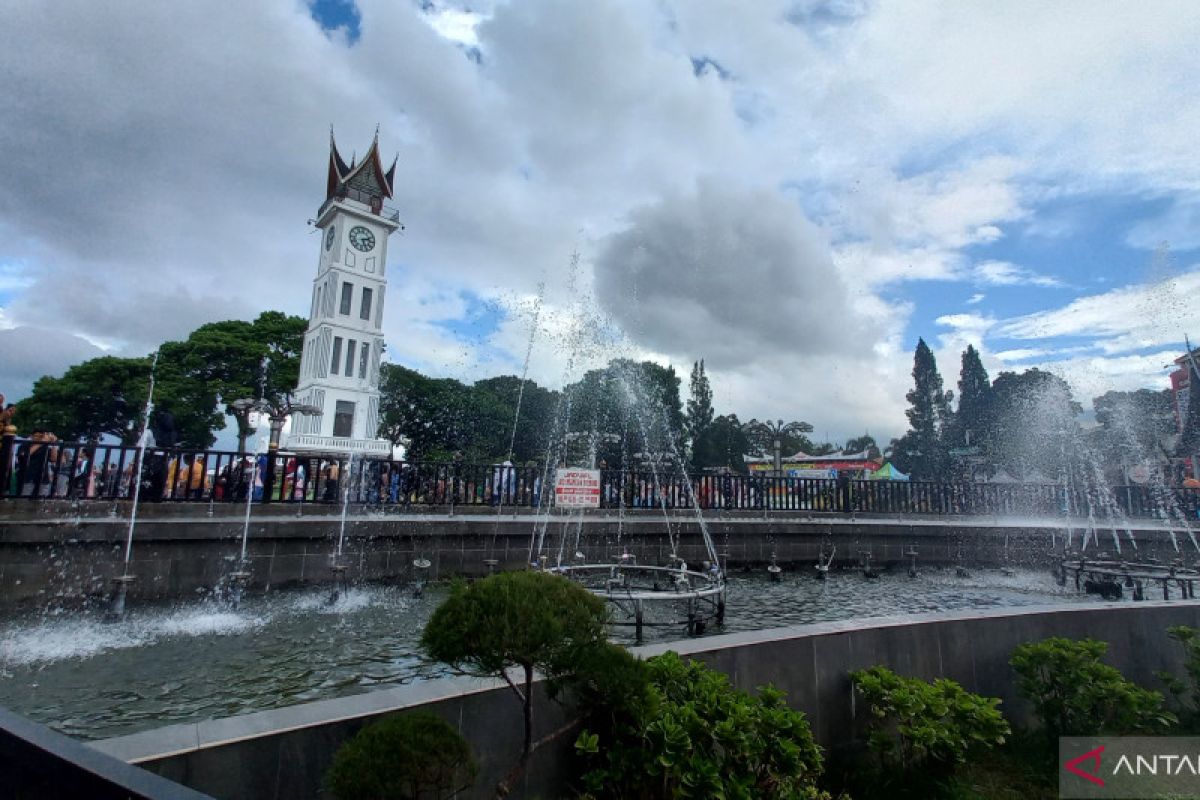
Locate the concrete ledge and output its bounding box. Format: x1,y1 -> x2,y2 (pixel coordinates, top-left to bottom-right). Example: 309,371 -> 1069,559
91,600 -> 1200,800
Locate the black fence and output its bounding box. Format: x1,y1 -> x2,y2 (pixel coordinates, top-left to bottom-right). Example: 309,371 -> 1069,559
3,438 -> 1199,521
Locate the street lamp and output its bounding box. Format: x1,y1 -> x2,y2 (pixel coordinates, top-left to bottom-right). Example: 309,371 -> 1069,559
745,419 -> 813,476
231,396 -> 322,502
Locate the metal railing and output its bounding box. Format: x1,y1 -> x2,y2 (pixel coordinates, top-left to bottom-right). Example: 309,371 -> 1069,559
1,438 -> 1198,520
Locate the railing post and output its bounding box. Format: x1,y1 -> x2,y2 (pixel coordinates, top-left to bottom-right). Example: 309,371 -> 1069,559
262,449 -> 277,504
0,425 -> 15,497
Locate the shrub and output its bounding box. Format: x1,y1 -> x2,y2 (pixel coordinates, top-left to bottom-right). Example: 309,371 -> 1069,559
1157,625 -> 1200,730
575,651 -> 831,799
1010,637 -> 1175,739
325,711 -> 476,800
850,666 -> 1009,774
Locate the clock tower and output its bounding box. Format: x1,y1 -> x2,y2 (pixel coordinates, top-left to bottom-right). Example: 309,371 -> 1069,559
287,130 -> 401,456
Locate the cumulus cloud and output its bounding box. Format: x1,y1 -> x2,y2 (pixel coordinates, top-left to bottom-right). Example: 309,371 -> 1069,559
593,181 -> 873,369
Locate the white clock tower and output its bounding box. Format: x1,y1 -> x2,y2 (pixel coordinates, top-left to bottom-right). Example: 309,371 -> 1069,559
287,130 -> 400,455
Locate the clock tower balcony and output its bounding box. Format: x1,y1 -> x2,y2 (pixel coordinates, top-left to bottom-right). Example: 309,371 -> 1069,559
316,193 -> 402,231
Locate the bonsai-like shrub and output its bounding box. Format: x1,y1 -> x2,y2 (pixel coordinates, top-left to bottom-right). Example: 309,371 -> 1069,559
575,651 -> 830,799
325,711 -> 476,800
1011,636 -> 1175,739
421,570 -> 608,796
850,665 -> 1009,774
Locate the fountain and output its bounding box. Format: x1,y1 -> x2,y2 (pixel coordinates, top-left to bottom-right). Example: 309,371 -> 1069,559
105,351 -> 160,622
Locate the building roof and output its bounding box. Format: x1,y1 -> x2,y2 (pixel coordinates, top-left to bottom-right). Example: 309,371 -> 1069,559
326,129 -> 396,201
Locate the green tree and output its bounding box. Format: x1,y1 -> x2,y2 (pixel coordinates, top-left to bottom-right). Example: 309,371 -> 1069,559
685,360 -> 714,458
576,651 -> 830,799
891,339 -> 953,480
18,356 -> 152,444
1092,388 -> 1176,479
947,345 -> 992,450
843,434 -> 881,459
326,712 -> 476,800
378,364 -> 475,460
421,571 -> 608,796
692,413 -> 752,471
159,311 -> 306,454
987,369 -> 1081,479
17,355 -> 220,447
472,375 -> 559,463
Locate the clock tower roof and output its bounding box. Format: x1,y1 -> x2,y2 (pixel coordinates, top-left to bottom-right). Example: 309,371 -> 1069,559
326,128 -> 396,202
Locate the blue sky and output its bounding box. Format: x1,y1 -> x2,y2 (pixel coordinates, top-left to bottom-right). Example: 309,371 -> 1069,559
1,0 -> 1198,444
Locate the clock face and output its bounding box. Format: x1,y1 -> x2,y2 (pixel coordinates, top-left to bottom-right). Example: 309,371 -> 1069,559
349,226 -> 376,252
324,227 -> 335,251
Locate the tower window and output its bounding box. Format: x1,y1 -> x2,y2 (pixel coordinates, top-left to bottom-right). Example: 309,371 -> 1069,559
330,337 -> 342,375
359,341 -> 369,379
345,339 -> 356,377
360,287 -> 373,320
340,282 -> 353,315
333,401 -> 355,438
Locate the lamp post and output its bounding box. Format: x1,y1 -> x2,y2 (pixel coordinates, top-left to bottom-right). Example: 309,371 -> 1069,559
746,419 -> 813,477
231,397 -> 322,503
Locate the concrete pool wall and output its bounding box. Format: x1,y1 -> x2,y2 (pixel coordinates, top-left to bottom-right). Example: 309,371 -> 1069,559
92,600 -> 1200,799
0,500 -> 1184,609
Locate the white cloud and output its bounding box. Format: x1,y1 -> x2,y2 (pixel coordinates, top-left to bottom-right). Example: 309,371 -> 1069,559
996,268 -> 1200,352
973,260 -> 1065,288
966,293 -> 986,305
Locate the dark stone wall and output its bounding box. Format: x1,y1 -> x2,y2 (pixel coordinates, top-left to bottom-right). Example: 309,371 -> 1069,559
0,500 -> 1186,609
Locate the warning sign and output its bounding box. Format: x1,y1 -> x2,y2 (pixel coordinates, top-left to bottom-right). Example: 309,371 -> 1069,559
554,468 -> 601,509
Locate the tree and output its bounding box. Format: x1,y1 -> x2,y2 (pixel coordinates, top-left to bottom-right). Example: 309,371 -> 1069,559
891,339 -> 953,480
743,419 -> 815,468
472,375 -> 559,463
421,571 -> 608,796
159,311 -> 306,454
1093,388 -> 1176,480
692,413 -> 752,471
947,345 -> 992,450
16,355 -> 219,447
18,357 -> 152,444
987,368 -> 1081,479
684,360 -> 714,459
843,434 -> 881,460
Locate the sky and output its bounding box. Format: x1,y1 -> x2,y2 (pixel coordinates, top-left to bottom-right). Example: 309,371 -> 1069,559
1,0 -> 1198,447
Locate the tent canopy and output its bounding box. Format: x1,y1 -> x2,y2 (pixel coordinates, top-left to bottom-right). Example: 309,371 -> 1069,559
869,462 -> 908,481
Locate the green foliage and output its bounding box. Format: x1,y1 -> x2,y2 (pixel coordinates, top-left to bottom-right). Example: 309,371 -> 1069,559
562,359 -> 685,467
685,359 -> 714,454
421,571 -> 607,679
421,570 -> 608,795
576,651 -> 830,800
1010,637 -> 1175,738
159,311 -> 306,453
378,365 -> 559,462
325,711 -> 476,800
850,666 -> 1009,774
692,413 -> 752,472
1157,625 -> 1200,730
891,338 -> 953,480
743,418 -> 816,461
17,355 -> 220,447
